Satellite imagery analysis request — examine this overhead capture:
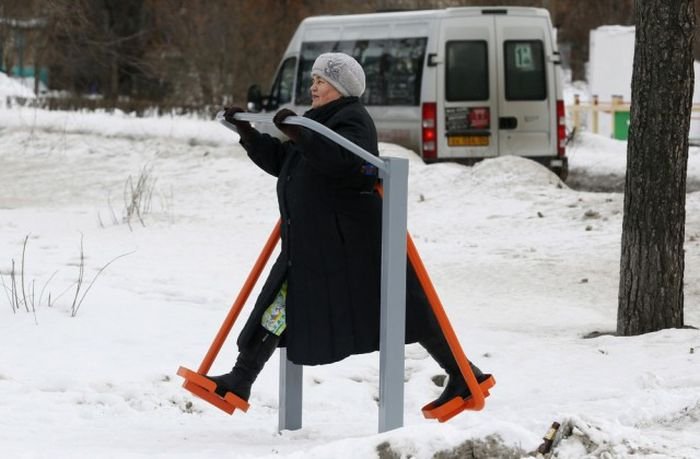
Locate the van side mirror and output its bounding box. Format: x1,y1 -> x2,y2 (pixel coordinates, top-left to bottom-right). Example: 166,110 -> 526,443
247,84 -> 263,112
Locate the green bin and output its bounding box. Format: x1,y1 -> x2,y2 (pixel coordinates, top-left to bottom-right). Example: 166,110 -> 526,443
614,111 -> 630,140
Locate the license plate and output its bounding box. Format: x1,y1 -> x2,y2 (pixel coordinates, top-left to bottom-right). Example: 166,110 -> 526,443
448,135 -> 489,147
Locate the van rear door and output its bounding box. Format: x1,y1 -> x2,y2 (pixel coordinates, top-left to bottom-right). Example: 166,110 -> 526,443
494,14 -> 554,158
436,15 -> 498,160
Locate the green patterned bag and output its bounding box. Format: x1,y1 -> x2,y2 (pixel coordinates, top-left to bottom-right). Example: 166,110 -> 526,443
261,281 -> 287,336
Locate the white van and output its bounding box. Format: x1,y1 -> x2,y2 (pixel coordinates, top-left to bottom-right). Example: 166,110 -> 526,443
247,6 -> 568,180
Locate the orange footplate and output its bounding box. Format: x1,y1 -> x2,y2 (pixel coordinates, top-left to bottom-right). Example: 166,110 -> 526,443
177,366 -> 250,414
421,375 -> 496,422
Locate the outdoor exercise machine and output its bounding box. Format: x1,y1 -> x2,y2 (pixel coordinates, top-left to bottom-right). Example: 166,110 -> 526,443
177,112 -> 495,433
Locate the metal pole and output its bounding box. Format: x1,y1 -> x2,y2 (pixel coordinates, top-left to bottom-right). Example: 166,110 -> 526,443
378,157 -> 408,433
278,349 -> 303,431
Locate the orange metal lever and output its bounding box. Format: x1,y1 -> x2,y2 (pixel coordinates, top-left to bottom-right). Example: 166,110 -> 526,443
197,219 -> 281,374
376,184 -> 494,421
407,234 -> 495,421
177,220 -> 282,414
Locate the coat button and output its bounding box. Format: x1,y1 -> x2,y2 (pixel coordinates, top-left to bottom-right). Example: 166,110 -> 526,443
287,218 -> 292,226
287,260 -> 292,267
286,175 -> 291,181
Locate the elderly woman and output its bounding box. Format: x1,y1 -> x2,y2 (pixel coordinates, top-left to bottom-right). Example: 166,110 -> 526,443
209,52 -> 490,411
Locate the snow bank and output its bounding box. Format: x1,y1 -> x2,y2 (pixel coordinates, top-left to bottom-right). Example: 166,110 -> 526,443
0,106 -> 699,458
0,71 -> 36,102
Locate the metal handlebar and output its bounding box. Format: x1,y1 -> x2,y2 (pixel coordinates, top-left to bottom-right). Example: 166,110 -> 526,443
215,110 -> 386,172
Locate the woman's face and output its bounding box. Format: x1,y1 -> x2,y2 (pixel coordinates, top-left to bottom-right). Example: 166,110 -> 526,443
310,75 -> 342,108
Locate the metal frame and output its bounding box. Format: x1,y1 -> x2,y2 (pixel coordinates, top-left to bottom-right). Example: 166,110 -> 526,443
219,112 -> 408,433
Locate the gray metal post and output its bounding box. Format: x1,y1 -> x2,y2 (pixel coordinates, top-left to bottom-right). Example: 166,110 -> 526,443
278,349 -> 303,431
219,112 -> 408,433
378,158 -> 409,433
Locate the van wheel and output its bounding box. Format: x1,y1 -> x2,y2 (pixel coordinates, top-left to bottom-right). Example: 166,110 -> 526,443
553,166 -> 568,182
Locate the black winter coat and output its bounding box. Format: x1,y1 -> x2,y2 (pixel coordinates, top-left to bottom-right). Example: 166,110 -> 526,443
237,97 -> 435,365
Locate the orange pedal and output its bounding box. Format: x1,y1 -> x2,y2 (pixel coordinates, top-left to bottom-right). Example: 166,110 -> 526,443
177,366 -> 250,414
421,375 -> 496,422
462,375 -> 495,410
422,395 -> 464,420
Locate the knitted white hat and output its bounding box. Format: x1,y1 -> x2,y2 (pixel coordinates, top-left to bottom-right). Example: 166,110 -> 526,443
311,52 -> 366,97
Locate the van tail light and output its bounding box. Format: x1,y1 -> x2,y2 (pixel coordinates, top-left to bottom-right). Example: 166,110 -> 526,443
556,100 -> 566,157
422,102 -> 437,160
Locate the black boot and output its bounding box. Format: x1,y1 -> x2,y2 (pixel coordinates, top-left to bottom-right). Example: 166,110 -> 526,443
420,332 -> 489,407
208,327 -> 280,401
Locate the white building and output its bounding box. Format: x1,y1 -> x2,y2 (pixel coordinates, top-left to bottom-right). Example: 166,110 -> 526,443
587,25 -> 700,141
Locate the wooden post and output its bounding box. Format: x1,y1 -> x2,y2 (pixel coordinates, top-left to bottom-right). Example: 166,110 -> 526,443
592,95 -> 599,134
573,94 -> 581,131
611,95 -> 621,138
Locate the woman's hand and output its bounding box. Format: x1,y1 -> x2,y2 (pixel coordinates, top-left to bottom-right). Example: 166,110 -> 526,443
224,106 -> 256,141
223,106 -> 251,129
273,108 -> 303,142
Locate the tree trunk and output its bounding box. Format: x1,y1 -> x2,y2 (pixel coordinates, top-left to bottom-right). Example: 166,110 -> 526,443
617,0 -> 695,335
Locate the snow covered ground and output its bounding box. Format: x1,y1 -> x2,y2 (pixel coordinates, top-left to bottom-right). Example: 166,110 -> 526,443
1,77 -> 700,458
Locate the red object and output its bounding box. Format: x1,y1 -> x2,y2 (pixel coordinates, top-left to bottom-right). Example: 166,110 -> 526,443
468,107 -> 490,129
422,102 -> 437,160
557,100 -> 566,157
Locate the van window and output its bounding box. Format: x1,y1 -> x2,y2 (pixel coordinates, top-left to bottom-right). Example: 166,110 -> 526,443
296,38 -> 427,106
268,57 -> 297,109
504,40 -> 546,100
446,41 -> 489,101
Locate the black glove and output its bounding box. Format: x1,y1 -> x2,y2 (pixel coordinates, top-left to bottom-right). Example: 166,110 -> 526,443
223,106 -> 255,140
273,108 -> 303,142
